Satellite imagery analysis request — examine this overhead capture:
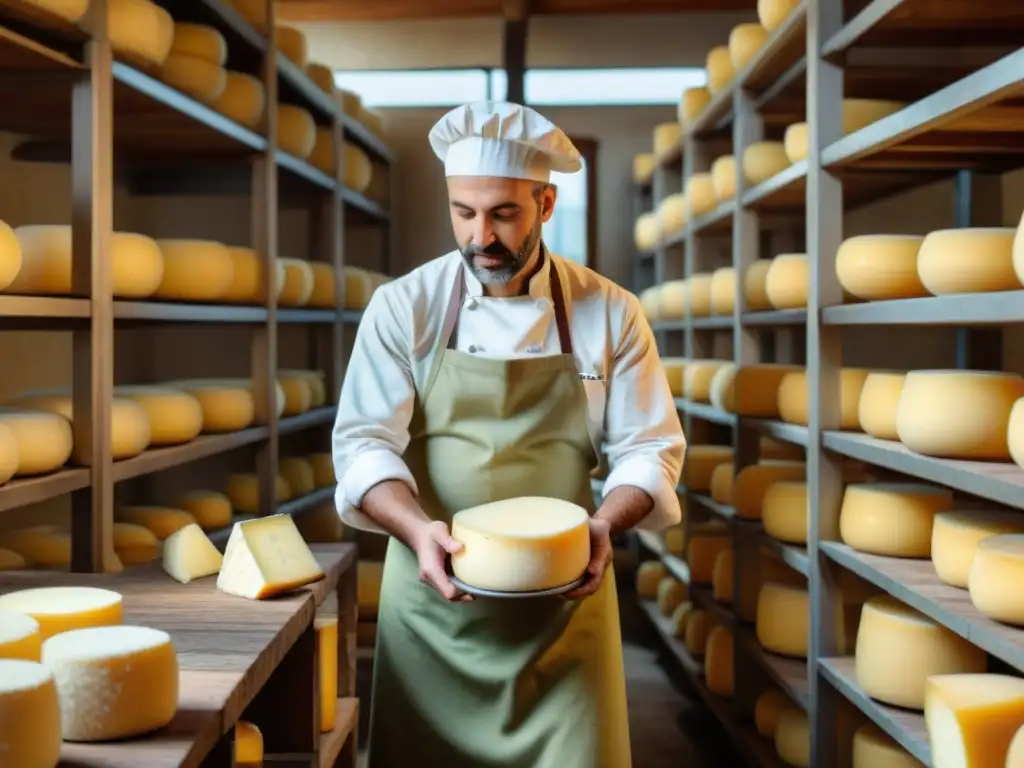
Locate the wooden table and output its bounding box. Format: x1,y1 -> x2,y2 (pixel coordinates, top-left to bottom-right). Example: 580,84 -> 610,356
0,542 -> 359,768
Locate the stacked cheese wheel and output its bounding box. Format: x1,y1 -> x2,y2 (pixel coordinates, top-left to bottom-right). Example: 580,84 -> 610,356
634,211 -> 661,253
633,153 -> 656,186
343,266 -> 391,310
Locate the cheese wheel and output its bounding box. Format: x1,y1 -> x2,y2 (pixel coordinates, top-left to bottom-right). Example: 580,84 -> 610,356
1009,724 -> 1024,768
839,483 -> 953,558
730,364 -> 804,417
709,267 -> 735,314
11,226 -> 163,298
636,560 -> 667,598
306,62 -> 335,96
336,87 -> 362,116
661,357 -> 686,398
855,595 -> 986,709
277,257 -> 315,307
169,22 -> 226,66
275,25 -> 308,67
0,548 -> 26,570
277,375 -> 312,416
0,611 -> 41,661
744,259 -> 774,310
853,724 -> 923,768
704,625 -> 734,696
226,473 -> 291,514
0,219 -> 21,292
633,153 -> 656,185
743,141 -> 790,186
657,578 -> 688,616
711,548 -> 733,603
686,275 -> 714,317
0,587 -> 123,640
836,235 -> 928,301
0,660 -> 62,767
308,127 -> 335,175
756,582 -> 810,658
235,720 -> 264,766
686,173 -> 718,218
223,246 -> 284,303
634,212 -> 660,252
932,509 -> 1024,588
112,522 -> 160,566
733,461 -> 806,520
729,22 -> 768,72
896,371 -> 1024,459
280,457 -> 315,497
777,368 -> 871,429
279,370 -> 326,408
683,444 -> 733,491
223,0 -> 267,30
176,490 -> 232,531
43,625 -> 178,741
343,143 -> 374,192
114,385 -> 203,446
678,87 -> 712,127
657,194 -> 687,236
917,228 -> 1021,295
705,45 -> 733,94
277,105 -> 316,159
159,53 -> 226,104
309,452 -> 335,488
755,688 -> 793,738
169,381 -> 255,432
117,506 -> 196,540
652,122 -> 682,159
1011,397 -> 1024,471
343,266 -> 377,309
684,360 -> 728,402
0,420 -> 17,484
709,155 -> 737,201
1014,208 -> 1024,286
450,497 -> 590,591
214,71 -> 265,128
0,525 -> 70,568
765,253 -> 808,309
783,122 -> 809,163
664,524 -> 685,556
707,466 -> 732,506
670,601 -> 694,638
967,534 -> 1024,625
153,239 -> 233,301
357,561 -> 383,617
925,674 -> 1024,768
105,0 -> 174,67
758,0 -> 799,31
785,100 -> 906,162
688,535 -> 731,584
708,363 -> 737,412
775,709 -> 810,767
684,608 -> 711,656
857,372 -> 906,441
762,481 -> 808,544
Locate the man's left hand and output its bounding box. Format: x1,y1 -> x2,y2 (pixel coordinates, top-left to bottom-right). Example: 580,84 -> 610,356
564,518 -> 612,600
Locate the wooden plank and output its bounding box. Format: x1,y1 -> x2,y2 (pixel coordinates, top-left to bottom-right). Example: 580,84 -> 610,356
319,698 -> 359,768
736,625 -> 810,710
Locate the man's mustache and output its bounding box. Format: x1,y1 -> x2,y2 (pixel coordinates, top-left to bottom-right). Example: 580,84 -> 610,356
463,241 -> 515,260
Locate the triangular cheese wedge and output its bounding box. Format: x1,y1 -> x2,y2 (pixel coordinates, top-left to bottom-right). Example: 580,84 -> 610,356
162,523 -> 223,584
216,514 -> 324,600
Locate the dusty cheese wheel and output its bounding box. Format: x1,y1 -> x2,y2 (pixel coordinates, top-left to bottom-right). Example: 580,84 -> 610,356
742,141 -> 790,186
0,586 -> 122,640
636,560 -> 667,598
280,457 -> 315,497
652,122 -> 682,159
925,674 -> 1024,768
634,212 -> 660,252
116,506 -> 195,540
450,497 -> 590,591
704,626 -> 734,696
277,374 -> 313,415
11,226 -> 163,298
226,473 -> 291,514
684,360 -> 728,402
765,253 -> 808,309
775,709 -> 810,767
343,143 -> 374,192
729,22 -> 768,72
105,0 -> 174,67
709,267 -> 735,314
169,380 -> 255,432
763,481 -> 808,543
159,53 -> 226,104
931,509 -> 1024,588
733,461 -> 806,520
0,611 -> 41,660
309,452 -> 335,488
175,490 -> 232,531
686,173 -> 717,218
895,371 -> 1024,460
720,364 -> 803,417
678,86 -> 711,126
0,660 -> 62,767
710,155 -> 737,200
705,45 -> 733,93
857,372 -> 907,440
836,235 -> 927,300
855,595 -> 985,709
777,368 -> 870,429
1012,397 -> 1024,470
113,385 -> 204,446
169,22 -> 226,66
758,0 -> 799,30
917,228 -> 1021,295
0,408 -> 73,476
744,259 -> 774,310
275,25 -> 308,67
661,357 -> 686,397
853,724 -> 923,768
657,578 -> 688,616
688,534 -> 731,584
633,153 -> 656,184
684,445 -> 733,491
277,257 -> 315,306
657,193 -> 687,236
967,534 -> 1024,625
153,239 -> 233,301
755,688 -> 794,737
710,463 -> 733,504
215,71 -> 265,128
277,105 -> 316,159
0,219 -> 21,291
306,62 -> 335,95
0,525 -> 70,568
712,548 -> 734,603
839,483 -> 953,557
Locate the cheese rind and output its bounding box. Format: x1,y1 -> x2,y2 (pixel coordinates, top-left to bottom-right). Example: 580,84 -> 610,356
756,582 -> 810,658
836,235 -> 927,301
744,259 -> 774,310
931,509 -> 1024,588
235,720 -> 264,766
275,25 -> 308,67
765,253 -> 808,309
0,219 -> 22,292
710,155 -> 737,201
451,497 -> 590,591
678,87 -> 711,126
758,0 -> 799,31
762,482 -> 808,544
858,372 -> 907,441
113,385 -> 204,446
214,71 -> 266,128
688,535 -> 731,584
684,445 -> 733,492
711,548 -> 733,604
0,659 -> 62,768
705,45 -> 733,93
917,228 -> 1020,295
778,368 -> 871,429
154,239 -> 234,302
839,483 -> 953,558
967,535 -> 1024,625
0,610 -> 41,661
925,674 -> 1024,768
315,615 -> 338,732
742,141 -> 790,186
160,52 -> 226,104
0,586 -> 123,640
217,514 -> 326,600
162,523 -> 223,584
728,22 -> 768,72
176,491 -> 232,530
169,22 -> 226,65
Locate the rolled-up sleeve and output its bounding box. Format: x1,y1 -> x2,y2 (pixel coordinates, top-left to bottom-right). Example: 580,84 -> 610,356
601,296 -> 686,531
332,285 -> 418,520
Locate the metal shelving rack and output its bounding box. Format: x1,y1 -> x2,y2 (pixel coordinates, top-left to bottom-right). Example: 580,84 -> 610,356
0,0 -> 393,572
632,1 -> 1024,765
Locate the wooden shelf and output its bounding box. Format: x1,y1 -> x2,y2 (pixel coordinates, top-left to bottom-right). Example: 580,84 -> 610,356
822,290 -> 1024,326
676,400 -> 737,427
319,698 -> 360,768
736,625 -> 810,711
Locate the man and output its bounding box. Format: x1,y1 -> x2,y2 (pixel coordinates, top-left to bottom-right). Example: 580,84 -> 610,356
332,100 -> 685,768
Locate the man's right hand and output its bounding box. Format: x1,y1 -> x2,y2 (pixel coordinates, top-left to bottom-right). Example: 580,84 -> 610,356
414,520 -> 473,602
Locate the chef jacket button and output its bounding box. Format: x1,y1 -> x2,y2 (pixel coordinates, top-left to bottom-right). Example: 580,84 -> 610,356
466,297 -> 478,309
468,344 -> 480,353
526,344 -> 542,354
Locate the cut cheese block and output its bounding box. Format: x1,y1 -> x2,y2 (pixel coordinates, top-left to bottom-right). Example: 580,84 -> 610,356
636,561 -> 667,598
308,262 -> 337,308
652,122 -> 682,159
306,62 -> 335,95
744,259 -> 774,310
657,578 -> 688,616
754,688 -> 793,738
686,174 -> 717,219
358,560 -> 383,617
765,253 -> 808,309
840,483 -> 953,557
278,105 -> 317,159
217,514 -> 325,599
170,380 -> 256,432
315,615 -> 338,732
836,235 -> 927,301
280,457 -> 316,497
176,490 -> 232,531
918,228 -> 1021,295
683,444 -> 733,492
162,523 -> 223,584
670,601 -> 694,638
733,461 -> 806,520
1011,397 -> 1024,470
709,267 -> 735,314
896,371 -> 1024,460
704,625 -> 734,696
295,503 -> 345,543
277,257 -> 315,307
154,239 -> 233,301
235,720 -> 264,767
678,86 -> 711,126
633,153 -> 656,185
705,45 -> 733,93
688,535 -> 731,584
0,547 -> 26,570
309,452 -> 335,488
11,226 -> 163,298
105,0 -> 174,68
858,372 -> 907,441
853,724 -> 923,768
729,22 -> 768,72
214,71 -> 266,128
226,473 -> 291,514
169,23 -> 226,66
712,548 -> 733,603
114,385 -> 203,446
967,534 -> 1024,625
222,246 -> 282,303
657,194 -> 686,237
0,660 -> 62,768
0,421 -> 17,484
0,611 -> 41,661
710,463 -> 733,504
684,609 -> 711,656
43,625 -> 178,741
0,525 -> 70,568
710,155 -> 737,201
275,25 -> 308,67
758,0 -> 800,31
684,360 -> 728,402
0,587 -> 122,640
160,53 -> 226,104
451,497 -> 590,591
932,509 -> 1024,588
0,218 -> 21,292
855,595 -> 986,709
775,709 -> 810,767
762,482 -> 808,544
777,368 -> 871,429
742,141 -> 790,186
925,674 -> 1024,768
117,506 -> 196,540
277,373 -> 313,415
756,582 -> 810,658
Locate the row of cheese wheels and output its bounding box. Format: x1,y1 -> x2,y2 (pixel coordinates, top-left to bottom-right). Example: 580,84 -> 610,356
0,372 -> 329,486
0,223 -> 389,307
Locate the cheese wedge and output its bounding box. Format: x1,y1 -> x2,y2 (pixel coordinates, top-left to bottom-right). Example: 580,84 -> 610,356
217,515 -> 325,600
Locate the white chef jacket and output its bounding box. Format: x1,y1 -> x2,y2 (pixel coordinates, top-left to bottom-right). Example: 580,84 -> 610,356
332,249 -> 686,532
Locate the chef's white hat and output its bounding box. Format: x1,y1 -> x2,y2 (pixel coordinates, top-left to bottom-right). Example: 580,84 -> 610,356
428,101 -> 582,182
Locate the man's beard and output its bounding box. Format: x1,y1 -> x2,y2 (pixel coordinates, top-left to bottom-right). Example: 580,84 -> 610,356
461,215 -> 543,286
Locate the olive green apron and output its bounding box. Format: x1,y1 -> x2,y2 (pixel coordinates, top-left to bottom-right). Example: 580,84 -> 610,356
366,256 -> 631,768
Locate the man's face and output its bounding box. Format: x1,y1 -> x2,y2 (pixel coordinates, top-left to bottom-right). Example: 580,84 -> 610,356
447,176 -> 557,285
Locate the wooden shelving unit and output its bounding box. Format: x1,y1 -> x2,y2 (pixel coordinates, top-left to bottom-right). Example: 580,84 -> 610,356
631,1 -> 1024,765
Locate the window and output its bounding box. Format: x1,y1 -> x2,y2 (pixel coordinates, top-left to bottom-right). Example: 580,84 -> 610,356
333,68 -> 491,108
544,161 -> 588,265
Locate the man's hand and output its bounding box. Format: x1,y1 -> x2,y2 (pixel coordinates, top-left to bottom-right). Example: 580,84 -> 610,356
564,518 -> 613,600
414,520 -> 473,602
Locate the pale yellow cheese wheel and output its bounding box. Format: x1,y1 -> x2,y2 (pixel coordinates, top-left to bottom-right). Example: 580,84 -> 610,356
638,285 -> 663,323
685,173 -> 717,218
728,22 -> 768,72
661,357 -> 686,397
684,360 -> 728,402
777,368 -> 871,429
111,521 -> 158,550
708,267 -> 735,315
342,266 -> 377,309
105,0 -> 174,67
277,105 -> 316,159
159,53 -> 226,104
214,71 -> 265,128
775,709 -> 810,767
708,364 -> 737,413
931,509 -> 1024,588
762,481 -> 808,544
113,385 -> 204,446
0,408 -> 73,476
758,0 -> 800,31
277,257 -> 315,307
306,62 -> 335,95
1014,208 -> 1024,286
853,724 -> 924,768
710,155 -> 736,201
0,219 -> 21,292
755,688 -> 793,737
659,280 -> 686,320
742,141 -> 790,186
704,625 -> 734,696
967,534 -> 1024,625
277,374 -> 312,415
169,23 -> 226,66
711,548 -> 733,603
279,370 -> 326,407
657,577 -> 688,616
733,461 -> 806,520
634,212 -> 660,252
652,122 -> 682,159
632,153 -> 656,185
764,253 -> 808,309
116,506 -> 195,540
343,143 -> 373,193
226,473 -> 291,514
917,228 -> 1021,295
280,457 -> 316,497
744,259 -> 774,310
1010,724 -> 1024,768
154,239 -> 233,301
857,372 -> 906,441
678,87 -> 711,127
309,452 -> 335,488
687,274 -> 715,317
688,535 -> 731,584
0,526 -> 71,568
705,45 -> 733,94
836,235 -> 928,301
783,122 -> 808,164
11,226 -> 163,298
1011,397 -> 1024,470
839,483 -> 953,558
175,490 -> 232,530
222,246 -> 285,304
895,370 -> 1024,460
275,25 -> 308,68
307,262 -> 336,308
709,463 -> 733,504
785,100 -> 906,162
169,380 -> 256,432
636,560 -> 667,598
657,193 -> 687,236
716,363 -> 803,417
0,422 -> 17,484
